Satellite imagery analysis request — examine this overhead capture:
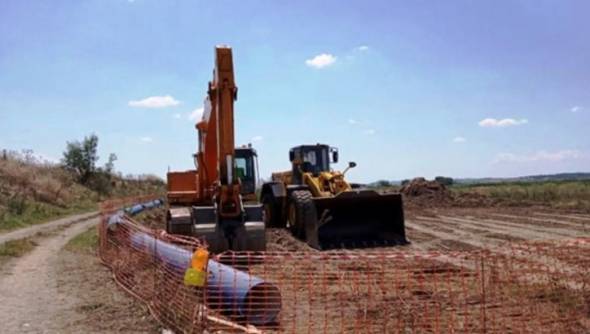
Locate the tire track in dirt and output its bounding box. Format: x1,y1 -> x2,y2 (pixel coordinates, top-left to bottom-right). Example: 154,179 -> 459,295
534,212 -> 590,222
490,213 -> 588,231
433,215 -> 587,239
405,219 -> 586,290
0,217 -> 99,333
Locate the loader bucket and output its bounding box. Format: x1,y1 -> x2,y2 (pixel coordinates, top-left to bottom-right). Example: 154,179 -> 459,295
310,190 -> 407,250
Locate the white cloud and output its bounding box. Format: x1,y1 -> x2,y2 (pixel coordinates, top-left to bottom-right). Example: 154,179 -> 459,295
478,118 -> 528,128
188,107 -> 204,122
364,129 -> 376,135
305,53 -> 336,69
173,113 -> 181,119
571,106 -> 581,113
356,45 -> 369,51
128,95 -> 180,108
348,118 -> 357,125
494,149 -> 582,163
140,136 -> 153,143
251,136 -> 263,142
452,136 -> 466,143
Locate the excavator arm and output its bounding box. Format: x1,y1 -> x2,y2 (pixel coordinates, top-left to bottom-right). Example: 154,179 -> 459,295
199,46 -> 241,218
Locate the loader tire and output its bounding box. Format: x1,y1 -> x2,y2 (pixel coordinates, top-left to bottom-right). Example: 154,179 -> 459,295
262,193 -> 285,228
288,190 -> 319,248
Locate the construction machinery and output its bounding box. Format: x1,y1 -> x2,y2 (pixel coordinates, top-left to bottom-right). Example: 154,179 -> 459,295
261,144 -> 407,249
166,46 -> 265,253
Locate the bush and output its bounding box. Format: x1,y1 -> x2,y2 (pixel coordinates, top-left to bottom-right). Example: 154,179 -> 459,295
374,180 -> 391,187
86,170 -> 114,196
435,176 -> 454,186
7,195 -> 27,215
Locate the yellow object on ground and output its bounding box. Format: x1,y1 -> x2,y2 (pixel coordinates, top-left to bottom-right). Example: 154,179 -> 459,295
184,267 -> 206,287
184,248 -> 209,287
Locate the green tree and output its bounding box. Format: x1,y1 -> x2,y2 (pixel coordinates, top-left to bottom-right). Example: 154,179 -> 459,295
62,134 -> 99,184
375,180 -> 391,188
105,153 -> 117,174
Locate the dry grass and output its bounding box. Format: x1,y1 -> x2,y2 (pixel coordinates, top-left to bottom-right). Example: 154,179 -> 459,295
65,227 -> 98,254
0,152 -> 164,232
0,238 -> 37,257
0,156 -> 98,230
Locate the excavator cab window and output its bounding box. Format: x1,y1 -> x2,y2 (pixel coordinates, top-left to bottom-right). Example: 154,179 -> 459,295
235,148 -> 258,196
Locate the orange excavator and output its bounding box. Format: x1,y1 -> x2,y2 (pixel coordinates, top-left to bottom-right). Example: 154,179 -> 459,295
166,46 -> 265,253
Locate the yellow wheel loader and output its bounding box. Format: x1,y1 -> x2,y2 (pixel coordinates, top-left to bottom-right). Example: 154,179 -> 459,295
261,144 -> 408,249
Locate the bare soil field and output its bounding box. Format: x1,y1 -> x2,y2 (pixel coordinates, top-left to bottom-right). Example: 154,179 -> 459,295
253,206 -> 590,253
130,202 -> 589,333
6,191 -> 586,333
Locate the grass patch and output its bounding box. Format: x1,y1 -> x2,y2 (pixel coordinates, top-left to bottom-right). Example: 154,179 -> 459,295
65,227 -> 98,254
452,180 -> 590,211
0,238 -> 38,265
0,200 -> 97,233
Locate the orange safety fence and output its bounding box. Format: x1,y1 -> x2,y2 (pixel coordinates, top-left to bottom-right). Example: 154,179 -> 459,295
98,200 -> 590,333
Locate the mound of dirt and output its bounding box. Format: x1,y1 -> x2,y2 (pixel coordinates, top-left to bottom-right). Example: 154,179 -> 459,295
400,178 -> 453,207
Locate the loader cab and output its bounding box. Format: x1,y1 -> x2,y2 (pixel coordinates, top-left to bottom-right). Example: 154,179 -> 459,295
289,144 -> 338,184
235,146 -> 259,197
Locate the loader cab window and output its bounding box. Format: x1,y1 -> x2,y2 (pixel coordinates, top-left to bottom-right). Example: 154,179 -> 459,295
303,151 -> 317,166
299,147 -> 329,175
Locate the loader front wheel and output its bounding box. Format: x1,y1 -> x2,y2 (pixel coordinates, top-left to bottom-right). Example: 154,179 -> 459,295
262,194 -> 285,228
288,190 -> 319,248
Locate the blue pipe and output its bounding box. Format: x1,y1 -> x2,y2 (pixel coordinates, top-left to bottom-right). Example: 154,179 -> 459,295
107,199 -> 281,325
122,199 -> 164,216
128,231 -> 281,325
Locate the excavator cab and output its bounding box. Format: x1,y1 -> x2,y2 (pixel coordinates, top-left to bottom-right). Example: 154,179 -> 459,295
235,146 -> 259,201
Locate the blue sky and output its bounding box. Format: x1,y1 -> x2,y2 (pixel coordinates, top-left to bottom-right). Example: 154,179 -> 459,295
1,0 -> 589,183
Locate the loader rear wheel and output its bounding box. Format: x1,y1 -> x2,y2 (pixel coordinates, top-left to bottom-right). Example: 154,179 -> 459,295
288,190 -> 319,248
262,194 -> 285,228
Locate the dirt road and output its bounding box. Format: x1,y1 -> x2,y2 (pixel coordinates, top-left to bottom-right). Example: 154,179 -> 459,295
0,215 -> 159,333
0,218 -> 99,332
